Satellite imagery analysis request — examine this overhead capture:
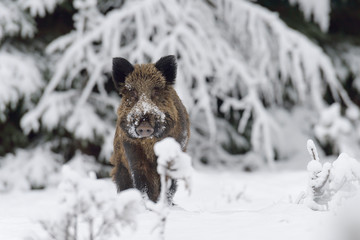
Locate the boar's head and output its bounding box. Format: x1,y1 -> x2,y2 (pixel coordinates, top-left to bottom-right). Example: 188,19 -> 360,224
112,56 -> 178,140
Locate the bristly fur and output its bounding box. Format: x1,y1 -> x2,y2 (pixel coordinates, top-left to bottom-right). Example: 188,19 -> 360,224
154,55 -> 177,85
110,56 -> 190,203
112,57 -> 135,90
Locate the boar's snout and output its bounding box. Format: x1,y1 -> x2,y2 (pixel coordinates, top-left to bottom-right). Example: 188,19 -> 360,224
136,121 -> 154,138
123,94 -> 167,139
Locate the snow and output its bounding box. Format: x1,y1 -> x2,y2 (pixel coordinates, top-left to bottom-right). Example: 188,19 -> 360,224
19,0 -> 63,17
127,94 -> 166,124
289,0 -> 330,32
65,151 -> 101,177
330,153 -> 360,191
0,50 -> 43,121
314,103 -> 358,156
154,138 -> 192,186
0,145 -> 61,192
0,0 -> 35,39
300,141 -> 360,211
307,160 -> 322,173
2,144 -> 360,240
126,94 -> 166,138
307,139 -> 320,162
0,169 -> 333,240
31,166 -> 143,240
150,138 -> 193,239
334,190 -> 360,240
14,0 -> 352,169
66,103 -> 109,140
2,0 -> 360,238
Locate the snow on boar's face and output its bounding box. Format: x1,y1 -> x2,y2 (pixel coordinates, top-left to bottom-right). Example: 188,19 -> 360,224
112,56 -> 177,140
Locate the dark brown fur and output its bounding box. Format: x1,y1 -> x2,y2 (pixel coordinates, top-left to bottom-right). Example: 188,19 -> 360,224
110,56 -> 190,202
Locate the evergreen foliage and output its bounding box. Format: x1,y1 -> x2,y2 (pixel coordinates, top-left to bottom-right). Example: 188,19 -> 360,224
1,0 -> 360,190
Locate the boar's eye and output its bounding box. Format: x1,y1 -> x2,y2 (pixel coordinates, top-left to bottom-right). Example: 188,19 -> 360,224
129,90 -> 137,99
125,89 -> 138,103
151,87 -> 161,100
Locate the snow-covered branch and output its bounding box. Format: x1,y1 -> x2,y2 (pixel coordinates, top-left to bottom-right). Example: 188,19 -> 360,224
288,0 -> 330,32
300,140 -> 360,211
0,0 -> 35,39
19,0 -> 64,17
0,49 -> 43,121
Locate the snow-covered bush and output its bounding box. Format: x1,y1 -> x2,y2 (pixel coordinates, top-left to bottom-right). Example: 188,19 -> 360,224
315,103 -> 360,157
65,151 -> 102,177
300,140 -> 360,211
38,166 -> 143,240
0,144 -> 61,191
0,146 -> 105,192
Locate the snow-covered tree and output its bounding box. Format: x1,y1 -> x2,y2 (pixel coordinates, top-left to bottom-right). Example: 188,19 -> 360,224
0,0 -> 45,122
2,0 -> 360,190
18,0 -> 356,170
0,0 -> 64,118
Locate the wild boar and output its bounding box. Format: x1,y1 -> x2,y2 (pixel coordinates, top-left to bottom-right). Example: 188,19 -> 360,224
110,55 -> 190,202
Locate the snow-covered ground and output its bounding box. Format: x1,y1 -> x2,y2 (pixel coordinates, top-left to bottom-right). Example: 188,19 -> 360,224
0,169 -> 337,240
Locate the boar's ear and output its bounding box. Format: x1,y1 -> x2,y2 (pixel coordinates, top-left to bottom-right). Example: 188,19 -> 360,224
155,55 -> 177,85
112,57 -> 134,90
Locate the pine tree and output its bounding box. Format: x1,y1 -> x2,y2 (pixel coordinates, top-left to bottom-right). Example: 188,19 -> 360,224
1,0 -> 360,190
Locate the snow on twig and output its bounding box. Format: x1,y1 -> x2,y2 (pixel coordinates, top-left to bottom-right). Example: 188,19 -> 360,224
146,137 -> 192,239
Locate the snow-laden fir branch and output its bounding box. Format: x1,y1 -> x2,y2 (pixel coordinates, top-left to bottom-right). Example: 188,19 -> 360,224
0,49 -> 43,121
288,0 -> 330,32
209,0 -> 352,165
0,0 -> 36,39
20,0 -> 355,167
18,0 -> 64,17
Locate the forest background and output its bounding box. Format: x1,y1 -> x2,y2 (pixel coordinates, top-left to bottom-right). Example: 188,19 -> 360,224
1,0 -> 360,190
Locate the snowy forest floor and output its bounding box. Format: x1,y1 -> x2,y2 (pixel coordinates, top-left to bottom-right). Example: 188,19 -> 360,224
0,168 -> 339,240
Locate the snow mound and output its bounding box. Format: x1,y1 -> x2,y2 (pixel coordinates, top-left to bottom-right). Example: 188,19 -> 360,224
330,153 -> 360,191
